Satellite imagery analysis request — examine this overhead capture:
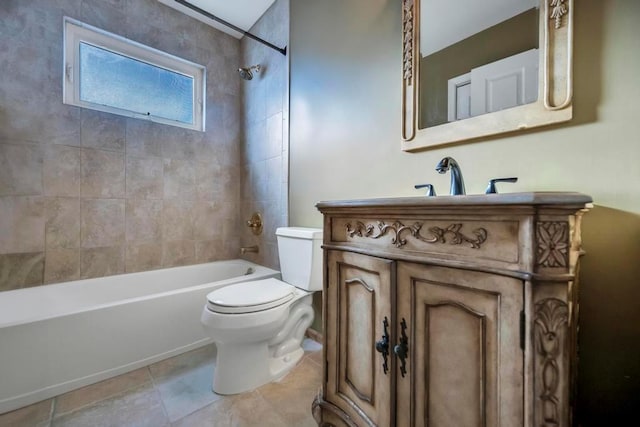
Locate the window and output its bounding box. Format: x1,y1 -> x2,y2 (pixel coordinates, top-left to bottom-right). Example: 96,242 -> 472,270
63,17 -> 205,131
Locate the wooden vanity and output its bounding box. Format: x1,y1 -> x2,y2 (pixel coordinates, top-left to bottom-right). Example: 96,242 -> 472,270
312,193 -> 591,427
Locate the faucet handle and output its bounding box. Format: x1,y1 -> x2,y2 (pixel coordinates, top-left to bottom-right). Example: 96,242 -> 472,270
414,183 -> 437,196
485,177 -> 518,194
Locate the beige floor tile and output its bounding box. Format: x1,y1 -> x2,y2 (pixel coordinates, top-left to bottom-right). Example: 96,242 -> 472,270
172,390 -> 289,427
0,398 -> 52,427
51,383 -> 169,427
54,367 -> 152,416
153,361 -> 223,422
149,344 -> 215,381
306,348 -> 323,366
257,358 -> 322,427
3,342 -> 322,427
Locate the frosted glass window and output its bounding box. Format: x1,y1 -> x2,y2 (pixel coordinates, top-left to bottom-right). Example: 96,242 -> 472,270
64,18 -> 205,131
79,43 -> 194,125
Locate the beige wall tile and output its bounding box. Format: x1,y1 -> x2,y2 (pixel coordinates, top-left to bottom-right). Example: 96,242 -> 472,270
43,145 -> 81,197
0,196 -> 45,254
163,159 -> 195,200
125,120 -> 163,159
80,109 -> 125,152
193,202 -> 223,240
45,197 -> 80,249
44,248 -> 80,284
0,103 -> 81,148
162,200 -> 195,241
80,245 -> 124,279
0,0 -> 245,290
194,161 -> 219,202
0,252 -> 45,291
0,142 -> 43,196
162,240 -> 195,268
126,157 -> 164,199
81,199 -> 125,248
266,111 -> 284,159
195,240 -> 224,263
161,138 -> 197,162
125,243 -> 163,273
81,148 -> 125,198
126,199 -> 162,242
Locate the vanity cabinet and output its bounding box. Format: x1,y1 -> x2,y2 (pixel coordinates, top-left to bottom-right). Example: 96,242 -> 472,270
313,193 -> 591,427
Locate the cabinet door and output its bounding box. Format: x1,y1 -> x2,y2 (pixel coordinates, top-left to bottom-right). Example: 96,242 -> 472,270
396,263 -> 524,427
325,250 -> 395,427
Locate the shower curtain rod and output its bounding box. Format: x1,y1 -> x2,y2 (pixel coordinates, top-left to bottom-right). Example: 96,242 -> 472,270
173,0 -> 287,56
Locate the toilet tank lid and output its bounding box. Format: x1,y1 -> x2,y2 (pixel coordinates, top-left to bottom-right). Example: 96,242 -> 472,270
276,227 -> 323,239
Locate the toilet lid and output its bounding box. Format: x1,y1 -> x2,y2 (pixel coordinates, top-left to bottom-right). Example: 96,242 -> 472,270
206,278 -> 295,314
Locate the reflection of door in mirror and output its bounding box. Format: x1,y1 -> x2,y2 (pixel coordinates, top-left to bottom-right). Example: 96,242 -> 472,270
419,1 -> 539,129
448,48 -> 538,122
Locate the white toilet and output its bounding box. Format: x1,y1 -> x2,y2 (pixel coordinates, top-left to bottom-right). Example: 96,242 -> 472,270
200,227 -> 323,395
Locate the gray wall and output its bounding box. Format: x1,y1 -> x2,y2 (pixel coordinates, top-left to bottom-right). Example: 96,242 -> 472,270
239,0 -> 289,270
0,0 -> 242,289
289,0 -> 639,424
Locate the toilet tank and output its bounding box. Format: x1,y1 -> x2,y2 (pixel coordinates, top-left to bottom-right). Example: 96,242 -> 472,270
276,227 -> 323,291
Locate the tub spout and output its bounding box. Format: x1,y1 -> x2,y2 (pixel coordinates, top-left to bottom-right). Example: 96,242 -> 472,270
240,245 -> 259,254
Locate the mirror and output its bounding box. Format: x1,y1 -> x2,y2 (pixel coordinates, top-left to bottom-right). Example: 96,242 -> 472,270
401,0 -> 574,151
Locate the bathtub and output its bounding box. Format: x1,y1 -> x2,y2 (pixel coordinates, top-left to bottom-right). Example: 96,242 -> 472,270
0,260 -> 279,414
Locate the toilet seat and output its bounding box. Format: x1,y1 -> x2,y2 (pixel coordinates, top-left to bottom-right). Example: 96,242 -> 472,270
206,278 -> 295,314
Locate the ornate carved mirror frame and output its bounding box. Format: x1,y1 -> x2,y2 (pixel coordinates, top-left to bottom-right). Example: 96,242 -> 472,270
401,0 -> 575,151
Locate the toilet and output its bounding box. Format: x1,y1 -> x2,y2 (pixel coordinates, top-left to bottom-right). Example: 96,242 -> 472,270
200,227 -> 323,395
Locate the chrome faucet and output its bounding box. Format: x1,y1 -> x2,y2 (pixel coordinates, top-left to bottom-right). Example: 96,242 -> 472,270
435,157 -> 465,195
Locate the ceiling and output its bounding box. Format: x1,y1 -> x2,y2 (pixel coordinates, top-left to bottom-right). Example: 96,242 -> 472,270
421,0 -> 538,57
157,0 -> 276,38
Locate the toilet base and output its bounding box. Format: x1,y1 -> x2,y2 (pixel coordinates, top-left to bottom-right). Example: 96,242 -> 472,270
212,342 -> 304,395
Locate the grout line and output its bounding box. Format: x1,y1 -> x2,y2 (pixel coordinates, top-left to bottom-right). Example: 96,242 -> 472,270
47,397 -> 56,427
146,366 -> 172,424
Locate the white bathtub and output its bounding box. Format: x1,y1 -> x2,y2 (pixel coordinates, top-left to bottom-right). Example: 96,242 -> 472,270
0,259 -> 279,414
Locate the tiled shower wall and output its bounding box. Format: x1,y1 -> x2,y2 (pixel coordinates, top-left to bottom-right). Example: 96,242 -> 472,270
239,0 -> 290,269
0,0 -> 243,291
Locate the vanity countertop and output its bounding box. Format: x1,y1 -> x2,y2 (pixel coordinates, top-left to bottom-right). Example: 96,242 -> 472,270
317,192 -> 593,210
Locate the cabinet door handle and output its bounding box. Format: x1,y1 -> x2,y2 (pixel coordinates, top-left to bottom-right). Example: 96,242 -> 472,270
393,318 -> 409,378
375,316 -> 390,375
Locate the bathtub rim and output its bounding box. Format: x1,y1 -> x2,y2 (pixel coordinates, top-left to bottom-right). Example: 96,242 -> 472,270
0,259 -> 279,329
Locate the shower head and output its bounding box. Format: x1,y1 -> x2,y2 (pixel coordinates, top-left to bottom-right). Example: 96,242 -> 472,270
238,64 -> 261,80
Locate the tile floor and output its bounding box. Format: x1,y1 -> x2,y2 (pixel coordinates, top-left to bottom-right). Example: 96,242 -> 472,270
0,339 -> 323,427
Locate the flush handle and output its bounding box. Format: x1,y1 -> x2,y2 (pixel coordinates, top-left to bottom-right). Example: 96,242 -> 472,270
375,316 -> 390,375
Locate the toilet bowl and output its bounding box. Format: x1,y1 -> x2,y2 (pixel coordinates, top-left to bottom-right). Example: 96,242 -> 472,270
200,227 -> 322,395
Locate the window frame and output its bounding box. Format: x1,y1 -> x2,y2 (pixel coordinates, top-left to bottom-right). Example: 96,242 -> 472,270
63,17 -> 206,132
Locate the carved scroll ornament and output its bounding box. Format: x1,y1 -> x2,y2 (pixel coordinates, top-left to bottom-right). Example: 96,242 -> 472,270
550,0 -> 568,29
346,220 -> 487,249
535,298 -> 568,426
402,0 -> 414,83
